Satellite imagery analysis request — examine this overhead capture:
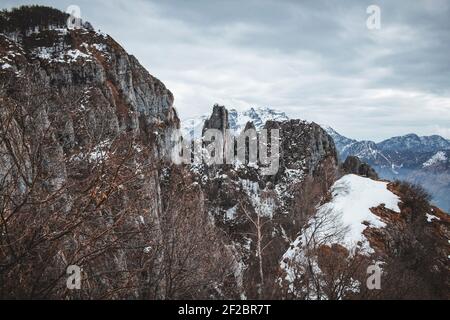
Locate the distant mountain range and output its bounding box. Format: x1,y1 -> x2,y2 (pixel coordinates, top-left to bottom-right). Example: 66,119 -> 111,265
182,107 -> 450,212
326,129 -> 450,169
325,128 -> 450,212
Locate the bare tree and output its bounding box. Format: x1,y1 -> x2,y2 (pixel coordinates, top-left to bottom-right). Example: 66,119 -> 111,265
280,207 -> 370,300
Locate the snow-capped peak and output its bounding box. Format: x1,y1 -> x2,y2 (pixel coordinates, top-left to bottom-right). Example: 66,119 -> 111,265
181,106 -> 289,139
228,107 -> 289,133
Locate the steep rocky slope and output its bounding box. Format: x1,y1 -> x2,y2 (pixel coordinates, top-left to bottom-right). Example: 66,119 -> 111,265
0,8 -> 180,226
0,6 -> 204,299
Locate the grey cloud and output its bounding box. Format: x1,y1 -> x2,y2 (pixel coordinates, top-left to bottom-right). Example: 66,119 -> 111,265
2,0 -> 449,140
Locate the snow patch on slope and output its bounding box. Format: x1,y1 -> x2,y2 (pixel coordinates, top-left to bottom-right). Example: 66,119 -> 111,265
33,47 -> 92,63
426,213 -> 441,222
319,174 -> 400,250
280,174 -> 401,296
423,151 -> 447,167
285,174 -> 401,256
240,179 -> 276,218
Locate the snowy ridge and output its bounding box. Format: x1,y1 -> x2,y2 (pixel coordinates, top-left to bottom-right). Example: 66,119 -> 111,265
285,174 -> 401,256
319,174 -> 400,250
228,107 -> 289,133
280,174 -> 402,297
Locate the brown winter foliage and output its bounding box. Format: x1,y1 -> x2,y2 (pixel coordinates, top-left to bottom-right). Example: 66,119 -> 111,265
0,87 -> 235,300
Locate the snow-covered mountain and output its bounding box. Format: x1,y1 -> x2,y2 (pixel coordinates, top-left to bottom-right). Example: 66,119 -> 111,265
378,134 -> 450,153
181,107 -> 289,138
181,107 -> 450,212
322,126 -> 356,152
328,130 -> 450,162
324,127 -> 450,211
183,107 -> 449,172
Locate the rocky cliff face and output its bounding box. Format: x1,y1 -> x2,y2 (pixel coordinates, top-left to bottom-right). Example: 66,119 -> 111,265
202,104 -> 229,134
0,6 -> 184,299
0,22 -> 179,149
0,8 -> 180,195
342,156 -> 378,179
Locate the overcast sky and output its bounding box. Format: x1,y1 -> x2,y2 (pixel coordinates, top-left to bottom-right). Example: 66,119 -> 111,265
2,0 -> 450,141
